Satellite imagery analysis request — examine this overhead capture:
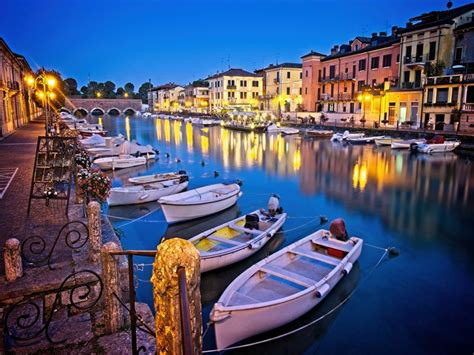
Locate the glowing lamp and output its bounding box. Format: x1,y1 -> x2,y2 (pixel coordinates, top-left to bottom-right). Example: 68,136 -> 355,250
47,77 -> 56,88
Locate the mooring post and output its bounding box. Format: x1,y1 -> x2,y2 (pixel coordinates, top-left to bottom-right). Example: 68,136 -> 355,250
87,201 -> 101,263
151,238 -> 202,354
3,238 -> 23,282
101,241 -> 122,334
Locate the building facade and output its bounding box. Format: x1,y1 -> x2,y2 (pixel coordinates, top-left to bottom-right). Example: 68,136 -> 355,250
183,84 -> 209,113
207,68 -> 263,113
0,38 -> 39,137
149,83 -> 184,112
256,63 -> 303,114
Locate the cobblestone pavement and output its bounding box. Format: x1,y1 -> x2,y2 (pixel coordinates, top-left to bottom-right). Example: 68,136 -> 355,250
0,120 -> 73,274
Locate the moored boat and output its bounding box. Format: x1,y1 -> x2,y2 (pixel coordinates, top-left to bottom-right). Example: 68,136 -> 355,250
347,135 -> 386,144
374,137 -> 402,146
107,179 -> 188,206
413,136 -> 461,154
190,196 -> 286,272
267,123 -> 299,135
210,219 -> 363,350
94,155 -> 147,170
128,171 -> 188,185
331,130 -> 365,142
222,121 -> 268,132
158,183 -> 243,223
306,129 -> 334,138
391,138 -> 426,149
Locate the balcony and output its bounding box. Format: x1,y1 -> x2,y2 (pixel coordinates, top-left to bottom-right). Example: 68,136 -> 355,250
339,73 -> 355,81
424,101 -> 457,107
320,75 -> 339,82
425,75 -> 462,85
401,81 -> 422,89
464,74 -> 474,83
463,103 -> 474,112
273,78 -> 280,84
403,55 -> 427,67
320,93 -> 334,101
227,85 -> 237,90
337,93 -> 354,101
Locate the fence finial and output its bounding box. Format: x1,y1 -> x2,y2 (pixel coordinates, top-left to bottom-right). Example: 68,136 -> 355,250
151,238 -> 202,354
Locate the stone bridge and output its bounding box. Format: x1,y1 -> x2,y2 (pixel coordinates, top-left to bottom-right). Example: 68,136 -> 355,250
62,97 -> 143,116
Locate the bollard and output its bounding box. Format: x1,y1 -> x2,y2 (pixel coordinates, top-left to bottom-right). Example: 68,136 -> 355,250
87,201 -> 101,263
151,238 -> 202,355
100,242 -> 122,334
4,238 -> 23,282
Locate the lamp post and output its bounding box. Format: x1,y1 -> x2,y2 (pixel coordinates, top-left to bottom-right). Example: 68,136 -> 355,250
25,73 -> 56,136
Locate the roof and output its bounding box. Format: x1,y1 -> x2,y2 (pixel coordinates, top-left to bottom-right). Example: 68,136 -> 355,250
256,62 -> 302,72
301,50 -> 327,59
354,36 -> 372,43
398,3 -> 474,34
454,21 -> 474,32
321,36 -> 399,62
150,82 -> 181,91
206,68 -> 261,80
0,37 -> 31,71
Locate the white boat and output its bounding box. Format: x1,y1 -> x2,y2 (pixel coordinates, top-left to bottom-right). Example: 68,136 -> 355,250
347,135 -> 386,144
88,141 -> 156,160
191,117 -> 215,126
374,138 -> 402,146
306,129 -> 334,138
267,123 -> 299,135
94,155 -> 147,170
190,197 -> 286,272
391,138 -> 426,149
415,140 -> 461,154
158,183 -> 242,223
210,226 -> 363,350
330,130 -> 365,142
128,171 -> 188,185
107,180 -> 188,206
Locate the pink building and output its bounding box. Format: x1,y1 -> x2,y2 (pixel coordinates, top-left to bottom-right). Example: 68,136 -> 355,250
302,32 -> 401,123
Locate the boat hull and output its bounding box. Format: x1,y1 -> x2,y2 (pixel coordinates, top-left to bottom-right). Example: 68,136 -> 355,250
94,157 -> 147,170
160,191 -> 242,223
416,141 -> 460,154
108,181 -> 188,206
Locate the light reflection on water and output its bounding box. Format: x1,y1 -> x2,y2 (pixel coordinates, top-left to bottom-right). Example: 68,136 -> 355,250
92,115 -> 474,354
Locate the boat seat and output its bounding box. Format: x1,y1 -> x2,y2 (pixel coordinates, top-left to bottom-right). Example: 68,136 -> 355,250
312,239 -> 352,252
260,264 -> 315,288
290,248 -> 339,266
229,223 -> 261,235
207,236 -> 244,246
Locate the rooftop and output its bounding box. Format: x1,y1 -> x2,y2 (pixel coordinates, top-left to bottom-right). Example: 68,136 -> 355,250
256,62 -> 302,72
206,68 -> 261,80
150,82 -> 182,91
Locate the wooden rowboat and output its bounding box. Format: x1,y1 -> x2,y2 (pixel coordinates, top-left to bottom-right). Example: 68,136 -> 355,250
210,229 -> 363,350
94,155 -> 147,170
128,171 -> 188,185
189,209 -> 287,272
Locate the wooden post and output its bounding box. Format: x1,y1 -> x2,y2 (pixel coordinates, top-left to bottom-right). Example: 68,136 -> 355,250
101,242 -> 122,334
3,238 -> 23,282
151,238 -> 202,354
87,201 -> 101,263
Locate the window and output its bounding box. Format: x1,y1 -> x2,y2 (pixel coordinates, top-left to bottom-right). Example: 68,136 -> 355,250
330,84 -> 334,97
427,88 -> 433,103
436,88 -> 448,103
252,80 -> 259,87
405,45 -> 412,60
323,67 -> 326,78
252,92 -> 258,98
415,43 -> 423,61
357,80 -> 365,91
317,88 -> 320,99
305,87 -> 308,95
410,102 -> 419,122
240,92 -> 247,99
228,92 -> 235,98
227,79 -> 235,86
403,71 -> 410,83
299,88 -> 302,95
358,59 -> 366,71
322,85 -> 326,94
396,54 -> 400,63
429,42 -> 436,60
305,70 -> 308,78
329,65 -> 336,79
455,47 -> 463,63
372,79 -> 377,86
371,57 -> 379,69
276,72 -> 280,81
344,86 -> 348,93
287,71 -> 291,79
451,87 -> 459,103
318,70 -> 321,81
286,87 -> 290,95
383,54 -> 392,67
240,80 -> 247,87
276,87 -> 279,94
300,72 -> 302,79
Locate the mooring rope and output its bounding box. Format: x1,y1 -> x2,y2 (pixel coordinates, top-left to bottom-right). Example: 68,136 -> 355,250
201,246 -> 390,353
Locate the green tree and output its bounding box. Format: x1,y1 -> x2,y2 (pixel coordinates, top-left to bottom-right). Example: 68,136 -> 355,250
64,78 -> 80,96
80,85 -> 88,98
192,79 -> 209,87
116,87 -> 125,96
138,82 -> 153,103
104,80 -> 116,98
124,82 -> 135,94
87,81 -> 99,97
33,68 -> 65,109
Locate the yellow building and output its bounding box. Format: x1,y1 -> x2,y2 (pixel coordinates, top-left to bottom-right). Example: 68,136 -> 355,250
206,68 -> 263,113
184,85 -> 209,113
256,63 -> 303,114
150,83 -> 184,112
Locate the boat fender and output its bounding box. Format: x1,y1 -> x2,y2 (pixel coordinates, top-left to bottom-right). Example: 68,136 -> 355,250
210,312 -> 231,323
139,194 -> 150,200
342,262 -> 353,275
316,283 -> 330,298
165,153 -> 170,158
320,215 -> 328,224
388,247 -> 400,257
176,158 -> 181,163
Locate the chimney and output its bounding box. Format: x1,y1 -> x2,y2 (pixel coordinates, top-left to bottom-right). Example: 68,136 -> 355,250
372,32 -> 377,38
334,45 -> 339,52
391,26 -> 398,35
379,31 -> 387,37
406,21 -> 413,27
330,46 -> 337,55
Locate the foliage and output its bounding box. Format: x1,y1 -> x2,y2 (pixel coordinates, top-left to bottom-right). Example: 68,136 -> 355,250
77,168 -> 111,203
64,78 -> 80,96
424,61 -> 446,77
116,87 -> 125,96
124,82 -> 135,94
32,68 -> 66,110
137,82 -> 153,103
191,79 -> 209,87
75,148 -> 91,169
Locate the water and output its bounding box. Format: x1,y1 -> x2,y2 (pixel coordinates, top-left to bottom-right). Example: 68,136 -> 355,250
92,115 -> 474,354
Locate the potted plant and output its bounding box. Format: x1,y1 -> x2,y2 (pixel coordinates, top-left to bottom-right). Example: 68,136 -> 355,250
77,168 -> 111,204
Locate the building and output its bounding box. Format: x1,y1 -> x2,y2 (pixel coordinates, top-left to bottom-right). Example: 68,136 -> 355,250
206,68 -> 263,113
256,63 -> 303,114
183,84 -> 209,113
149,83 -> 184,112
302,32 -> 402,125
0,38 -> 39,137
456,20 -> 474,133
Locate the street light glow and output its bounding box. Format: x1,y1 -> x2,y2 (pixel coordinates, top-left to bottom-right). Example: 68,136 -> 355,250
25,75 -> 35,86
36,90 -> 45,99
49,92 -> 56,99
47,77 -> 56,88
96,92 -> 102,98
124,92 -> 129,98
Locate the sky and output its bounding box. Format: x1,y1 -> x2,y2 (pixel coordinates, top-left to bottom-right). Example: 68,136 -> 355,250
1,0 -> 471,89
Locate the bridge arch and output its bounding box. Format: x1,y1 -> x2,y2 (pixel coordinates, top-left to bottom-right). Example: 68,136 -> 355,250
107,107 -> 121,115
59,107 -> 71,113
90,107 -> 106,115
123,107 -> 137,115
73,107 -> 89,117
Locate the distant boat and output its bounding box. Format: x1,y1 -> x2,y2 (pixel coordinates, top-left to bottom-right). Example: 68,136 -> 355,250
306,129 -> 334,138
210,224 -> 363,350
267,123 -> 299,135
391,138 -> 426,149
222,121 -> 268,132
191,117 -> 218,126
94,155 -> 147,170
413,136 -> 461,154
190,208 -> 287,272
331,130 -> 364,142
158,183 -> 242,223
107,179 -> 188,206
347,135 -> 386,144
374,137 -> 402,146
128,171 -> 188,185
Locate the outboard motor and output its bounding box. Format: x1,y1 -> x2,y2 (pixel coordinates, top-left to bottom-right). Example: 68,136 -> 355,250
329,218 -> 349,242
268,194 -> 283,216
409,142 -> 419,152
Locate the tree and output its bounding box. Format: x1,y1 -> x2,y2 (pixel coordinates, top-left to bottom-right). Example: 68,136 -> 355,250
138,82 -> 153,103
64,78 -> 80,96
87,81 -> 99,97
80,85 -> 88,98
104,80 -> 116,98
32,68 -> 65,110
124,82 -> 135,94
192,79 -> 209,87
116,87 -> 125,96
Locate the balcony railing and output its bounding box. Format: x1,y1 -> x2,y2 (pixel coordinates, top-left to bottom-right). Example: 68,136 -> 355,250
227,85 -> 237,90
404,54 -> 428,65
401,81 -> 422,89
425,75 -> 462,85
463,103 -> 474,111
320,75 -> 339,82
337,93 -> 354,101
424,101 -> 457,107
464,74 -> 474,83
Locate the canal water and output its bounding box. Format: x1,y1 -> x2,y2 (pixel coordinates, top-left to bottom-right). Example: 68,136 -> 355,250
92,115 -> 474,354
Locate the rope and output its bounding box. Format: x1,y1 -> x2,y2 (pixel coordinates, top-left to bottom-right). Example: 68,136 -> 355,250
202,248 -> 390,353
113,208 -> 161,228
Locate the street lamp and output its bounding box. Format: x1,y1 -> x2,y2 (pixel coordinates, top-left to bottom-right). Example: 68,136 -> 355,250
96,92 -> 102,98
25,73 -> 57,136
124,92 -> 129,98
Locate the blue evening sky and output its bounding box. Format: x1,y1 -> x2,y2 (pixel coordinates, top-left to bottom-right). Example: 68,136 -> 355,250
1,0 -> 470,88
